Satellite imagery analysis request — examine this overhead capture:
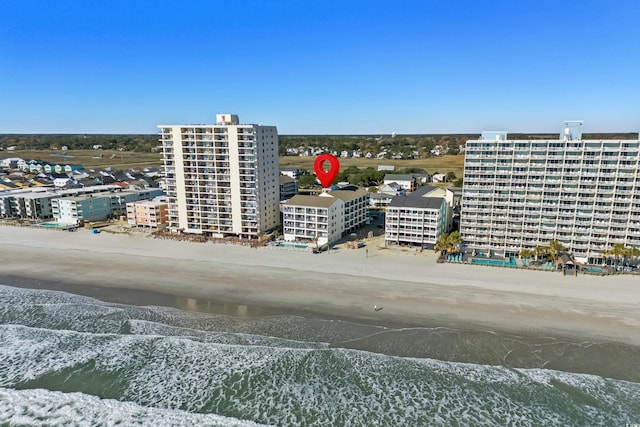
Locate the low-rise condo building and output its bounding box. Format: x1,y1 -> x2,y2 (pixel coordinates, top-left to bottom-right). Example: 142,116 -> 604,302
461,121 -> 640,264
282,189 -> 370,246
52,195 -> 113,224
282,195 -> 343,246
127,200 -> 169,228
385,195 -> 447,249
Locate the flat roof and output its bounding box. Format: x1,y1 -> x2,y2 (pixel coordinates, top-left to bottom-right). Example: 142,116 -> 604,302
284,195 -> 339,208
389,196 -> 444,210
326,189 -> 369,201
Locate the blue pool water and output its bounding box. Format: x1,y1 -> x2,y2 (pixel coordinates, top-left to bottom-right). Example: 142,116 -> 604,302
277,242 -> 310,250
584,267 -> 603,274
472,257 -> 517,267
38,222 -> 67,228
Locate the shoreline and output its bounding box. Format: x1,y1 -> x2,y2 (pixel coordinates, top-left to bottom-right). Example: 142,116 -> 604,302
1,226 -> 640,346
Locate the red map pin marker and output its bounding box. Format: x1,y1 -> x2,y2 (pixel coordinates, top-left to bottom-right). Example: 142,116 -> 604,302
314,154 -> 340,188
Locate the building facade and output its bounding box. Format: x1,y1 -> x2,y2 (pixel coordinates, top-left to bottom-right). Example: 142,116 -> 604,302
52,195 -> 113,224
282,195 -> 343,246
127,200 -> 169,228
279,175 -> 298,200
282,189 -> 369,246
322,189 -> 369,234
160,114 -> 280,239
0,185 -> 123,220
385,196 -> 447,249
461,121 -> 640,264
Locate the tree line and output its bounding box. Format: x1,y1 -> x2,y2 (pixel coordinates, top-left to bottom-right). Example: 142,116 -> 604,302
297,166 -> 432,189
278,134 -> 472,158
0,135 -> 159,152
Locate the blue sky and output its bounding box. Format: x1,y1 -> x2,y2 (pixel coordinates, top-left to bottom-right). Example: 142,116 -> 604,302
1,0 -> 639,135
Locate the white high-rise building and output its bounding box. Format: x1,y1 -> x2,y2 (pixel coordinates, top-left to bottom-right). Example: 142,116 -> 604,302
461,121 -> 640,264
160,114 -> 280,238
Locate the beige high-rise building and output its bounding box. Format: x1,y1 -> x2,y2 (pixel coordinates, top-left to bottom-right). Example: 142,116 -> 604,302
159,114 -> 279,238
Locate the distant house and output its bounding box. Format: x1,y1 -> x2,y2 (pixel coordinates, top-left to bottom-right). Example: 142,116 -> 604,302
369,192 -> 394,208
383,174 -> 416,192
280,168 -> 303,180
142,167 -> 162,178
64,164 -> 84,173
76,177 -> 101,188
432,173 -> 447,183
414,173 -> 431,184
53,177 -> 77,189
378,182 -> 405,196
1,157 -> 24,169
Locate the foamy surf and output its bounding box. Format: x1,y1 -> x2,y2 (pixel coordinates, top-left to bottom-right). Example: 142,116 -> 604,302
0,387 -> 266,426
0,283 -> 639,426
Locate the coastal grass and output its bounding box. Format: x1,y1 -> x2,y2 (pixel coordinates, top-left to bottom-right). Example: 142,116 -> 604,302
2,150 -> 465,177
2,149 -> 162,170
279,154 -> 465,178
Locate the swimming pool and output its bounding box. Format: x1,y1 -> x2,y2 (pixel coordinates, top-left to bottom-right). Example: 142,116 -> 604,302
39,222 -> 66,228
584,267 -> 604,274
277,242 -> 310,250
471,257 -> 517,267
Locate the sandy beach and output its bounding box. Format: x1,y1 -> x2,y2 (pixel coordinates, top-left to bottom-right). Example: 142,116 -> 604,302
1,225 -> 639,346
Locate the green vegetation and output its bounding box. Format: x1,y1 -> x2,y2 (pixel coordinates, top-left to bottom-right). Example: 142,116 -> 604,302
518,248 -> 534,260
603,244 -> 640,268
532,240 -> 566,262
435,231 -> 462,253
280,155 -> 465,182
278,134 -> 474,158
0,134 -> 158,152
297,174 -> 318,188
0,149 -> 161,170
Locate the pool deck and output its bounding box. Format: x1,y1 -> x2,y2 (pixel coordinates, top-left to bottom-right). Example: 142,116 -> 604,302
444,252 -> 626,275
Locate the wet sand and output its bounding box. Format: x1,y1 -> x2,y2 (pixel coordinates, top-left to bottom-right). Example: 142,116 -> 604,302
1,226 -> 640,345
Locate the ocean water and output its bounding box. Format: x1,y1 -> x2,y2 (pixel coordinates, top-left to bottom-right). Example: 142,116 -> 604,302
0,284 -> 639,426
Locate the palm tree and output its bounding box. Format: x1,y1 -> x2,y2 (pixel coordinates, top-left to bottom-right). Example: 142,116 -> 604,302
534,245 -> 548,262
605,243 -> 626,269
547,240 -> 566,262
519,248 -> 533,260
449,231 -> 462,247
435,233 -> 452,253
627,247 -> 640,264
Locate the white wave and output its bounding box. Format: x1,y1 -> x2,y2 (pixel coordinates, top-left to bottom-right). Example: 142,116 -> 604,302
125,319 -> 327,349
2,285 -> 640,426
0,387 -> 268,427
3,323 -> 638,426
